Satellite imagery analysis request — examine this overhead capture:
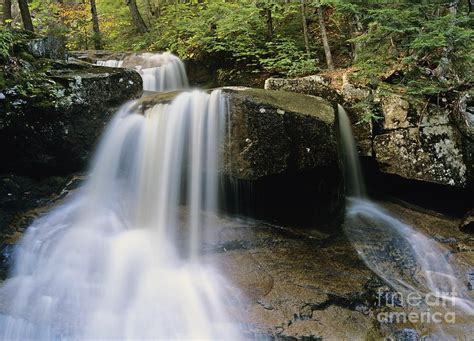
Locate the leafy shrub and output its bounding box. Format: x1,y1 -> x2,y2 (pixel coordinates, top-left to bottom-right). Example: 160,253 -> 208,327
260,36 -> 318,77
0,28 -> 14,61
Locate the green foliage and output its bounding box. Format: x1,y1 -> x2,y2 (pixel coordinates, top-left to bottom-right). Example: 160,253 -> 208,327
18,0 -> 473,92
0,28 -> 14,61
90,0 -> 318,77
260,36 -> 318,77
349,2 -> 473,95
351,95 -> 383,125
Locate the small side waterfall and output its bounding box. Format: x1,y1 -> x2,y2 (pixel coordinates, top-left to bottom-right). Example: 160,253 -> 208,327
96,52 -> 188,92
337,105 -> 474,334
0,90 -> 242,339
96,59 -> 123,68
337,106 -> 366,198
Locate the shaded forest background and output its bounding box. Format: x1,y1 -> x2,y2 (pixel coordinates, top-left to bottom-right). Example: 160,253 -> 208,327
1,0 -> 473,96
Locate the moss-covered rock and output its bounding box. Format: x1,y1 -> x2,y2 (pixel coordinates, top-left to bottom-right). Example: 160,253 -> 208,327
374,126 -> 467,187
264,75 -> 341,106
0,52 -> 142,175
264,73 -> 473,189
220,87 -> 337,179
139,87 -> 344,229
28,36 -> 67,60
373,93 -> 470,188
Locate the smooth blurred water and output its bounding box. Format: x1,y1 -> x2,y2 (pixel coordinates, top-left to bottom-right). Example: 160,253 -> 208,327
96,59 -> 123,68
337,105 -> 474,318
97,52 -> 188,92
0,90 -> 243,339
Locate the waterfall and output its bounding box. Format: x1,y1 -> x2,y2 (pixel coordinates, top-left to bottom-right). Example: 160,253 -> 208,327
337,105 -> 474,326
337,105 -> 366,198
0,90 -> 243,339
96,52 -> 188,92
96,59 -> 123,68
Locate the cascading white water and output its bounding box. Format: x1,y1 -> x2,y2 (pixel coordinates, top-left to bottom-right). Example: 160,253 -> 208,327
96,59 -> 124,68
337,106 -> 366,198
137,53 -> 189,92
337,105 -> 474,325
0,90 -> 243,339
96,52 -> 188,92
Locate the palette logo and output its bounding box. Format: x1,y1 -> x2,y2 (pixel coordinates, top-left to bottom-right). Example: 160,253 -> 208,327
376,289 -> 457,324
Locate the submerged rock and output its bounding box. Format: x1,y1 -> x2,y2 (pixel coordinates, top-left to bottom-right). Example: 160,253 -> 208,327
0,174 -> 81,279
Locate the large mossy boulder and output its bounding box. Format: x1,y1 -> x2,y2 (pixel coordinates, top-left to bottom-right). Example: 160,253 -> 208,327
220,87 -> 338,179
140,87 -> 344,230
265,75 -> 341,106
265,75 -> 374,157
0,50 -> 142,175
265,74 -> 473,189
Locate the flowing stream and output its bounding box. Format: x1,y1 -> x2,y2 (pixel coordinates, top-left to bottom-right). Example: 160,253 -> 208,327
1,51 -> 472,338
338,105 -> 474,336
0,87 -> 243,338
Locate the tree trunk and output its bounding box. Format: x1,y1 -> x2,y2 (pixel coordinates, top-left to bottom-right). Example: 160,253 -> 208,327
351,14 -> 363,62
434,0 -> 460,81
265,6 -> 273,40
3,0 -> 12,27
317,5 -> 334,71
125,0 -> 148,33
144,0 -> 157,19
17,0 -> 34,32
90,0 -> 102,49
300,0 -> 310,56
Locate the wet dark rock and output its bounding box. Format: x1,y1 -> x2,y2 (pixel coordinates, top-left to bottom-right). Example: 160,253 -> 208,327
0,58 -> 142,175
453,91 -> 474,187
69,50 -> 128,64
139,87 -> 344,229
28,36 -> 67,60
393,328 -> 420,341
0,174 -> 82,279
264,73 -> 473,189
220,87 -> 338,180
460,208 -> 474,234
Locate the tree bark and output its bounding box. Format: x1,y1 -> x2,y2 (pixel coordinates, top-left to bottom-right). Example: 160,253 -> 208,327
300,0 -> 310,56
317,5 -> 334,71
434,0 -> 460,81
90,0 -> 102,49
351,13 -> 363,62
265,6 -> 273,40
17,0 -> 34,32
144,0 -> 156,19
125,0 -> 148,33
3,0 -> 12,27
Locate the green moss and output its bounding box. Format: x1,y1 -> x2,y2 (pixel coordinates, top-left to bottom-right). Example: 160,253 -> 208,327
227,87 -> 335,124
17,51 -> 36,63
0,72 -> 6,90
